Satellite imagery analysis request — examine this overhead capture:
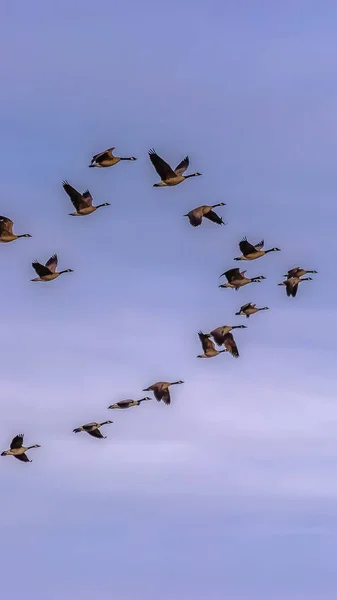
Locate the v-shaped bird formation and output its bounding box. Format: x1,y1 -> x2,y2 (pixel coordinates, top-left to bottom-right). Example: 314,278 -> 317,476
1,144 -> 317,463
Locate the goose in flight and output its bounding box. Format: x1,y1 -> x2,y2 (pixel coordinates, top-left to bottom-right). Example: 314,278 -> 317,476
278,276 -> 313,298
235,302 -> 269,318
142,381 -> 184,405
219,268 -> 265,290
197,331 -> 226,358
89,147 -> 137,168
148,149 -> 201,186
31,254 -> 73,282
234,237 -> 280,261
209,325 -> 246,345
283,267 -> 317,278
62,181 -> 110,216
184,203 -> 226,227
108,397 -> 151,409
0,216 -> 31,243
73,421 -> 113,438
1,434 -> 40,463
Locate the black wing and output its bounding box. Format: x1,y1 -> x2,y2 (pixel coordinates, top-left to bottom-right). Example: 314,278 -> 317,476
91,148 -> 114,163
241,302 -> 253,311
286,279 -> 298,297
62,181 -> 85,211
225,268 -> 243,283
148,149 -> 176,180
203,210 -> 224,225
239,237 -> 256,255
88,428 -> 104,439
32,261 -> 52,277
174,156 -> 189,176
210,329 -> 225,346
223,333 -> 239,358
187,212 -> 202,227
10,434 -> 24,449
14,453 -> 30,463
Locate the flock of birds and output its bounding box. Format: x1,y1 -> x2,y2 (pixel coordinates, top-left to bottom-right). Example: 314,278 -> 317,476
1,147 -> 318,463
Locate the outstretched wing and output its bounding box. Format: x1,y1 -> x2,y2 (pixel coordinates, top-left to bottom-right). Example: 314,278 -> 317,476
210,328 -> 226,346
161,389 -> 171,405
10,434 -> 24,449
198,331 -> 216,354
32,261 -> 52,277
174,155 -> 189,176
203,210 -> 224,225
254,240 -> 264,251
241,302 -> 253,311
225,268 -> 243,283
0,216 -> 14,234
223,333 -> 239,358
45,254 -> 58,273
286,279 -> 298,297
91,148 -> 115,163
88,428 -> 104,439
15,453 -> 30,462
148,149 -> 176,180
187,211 -> 202,227
81,190 -> 93,207
239,237 -> 256,255
62,181 -> 84,211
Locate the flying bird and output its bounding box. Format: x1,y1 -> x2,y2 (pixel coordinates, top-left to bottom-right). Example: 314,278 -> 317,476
89,147 -> 137,168
184,204 -> 226,227
1,434 -> 40,463
0,216 -> 31,243
234,237 -> 280,261
108,398 -> 151,409
219,268 -> 266,290
31,254 -> 73,282
62,181 -> 110,216
278,276 -> 313,298
283,267 -> 317,278
73,421 -> 113,438
148,149 -> 201,186
209,325 -> 246,345
142,381 -> 184,405
235,302 -> 269,318
197,331 -> 226,358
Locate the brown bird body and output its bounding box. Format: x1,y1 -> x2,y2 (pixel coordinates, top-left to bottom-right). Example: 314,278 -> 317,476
283,267 -> 317,278
0,216 -> 31,243
219,268 -> 266,289
62,181 -> 110,216
73,421 -> 113,438
235,303 -> 269,318
1,434 -> 40,463
89,147 -> 137,168
108,398 -> 151,409
184,203 -> 226,227
197,331 -> 226,358
149,149 -> 201,186
234,237 -> 280,261
142,381 -> 184,405
278,276 -> 313,298
31,254 -> 73,282
209,325 -> 246,345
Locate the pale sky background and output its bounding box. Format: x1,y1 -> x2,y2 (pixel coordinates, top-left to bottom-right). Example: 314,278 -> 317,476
1,1 -> 337,599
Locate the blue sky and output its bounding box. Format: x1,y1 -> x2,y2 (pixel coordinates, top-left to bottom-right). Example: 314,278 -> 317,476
1,1 -> 337,598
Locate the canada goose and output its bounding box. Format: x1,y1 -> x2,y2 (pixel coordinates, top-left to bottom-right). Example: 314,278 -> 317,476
142,381 -> 184,405
73,421 -> 113,439
219,268 -> 266,290
184,204 -> 226,227
278,276 -> 313,298
283,267 -> 318,279
0,216 -> 31,243
1,434 -> 40,463
209,325 -> 246,345
197,331 -> 226,358
89,147 -> 137,168
235,302 -> 269,318
108,397 -> 151,409
149,149 -> 201,186
234,237 -> 280,261
62,181 -> 110,216
31,254 -> 73,282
